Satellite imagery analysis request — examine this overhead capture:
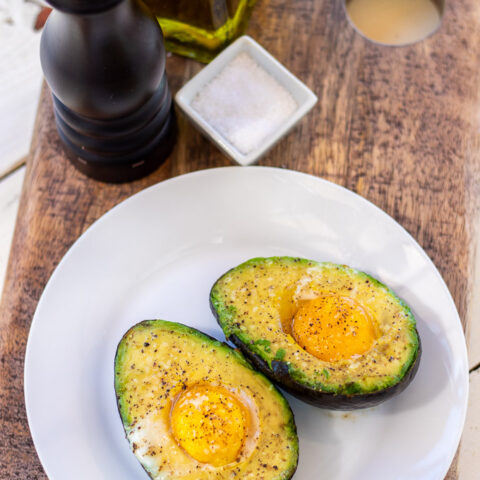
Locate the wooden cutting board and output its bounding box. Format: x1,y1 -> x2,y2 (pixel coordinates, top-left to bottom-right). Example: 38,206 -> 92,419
1,0 -> 479,477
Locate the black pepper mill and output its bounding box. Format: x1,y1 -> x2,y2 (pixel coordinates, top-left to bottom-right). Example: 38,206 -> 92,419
41,0 -> 176,182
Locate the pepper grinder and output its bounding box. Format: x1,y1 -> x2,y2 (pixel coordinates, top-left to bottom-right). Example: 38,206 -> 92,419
40,0 -> 176,183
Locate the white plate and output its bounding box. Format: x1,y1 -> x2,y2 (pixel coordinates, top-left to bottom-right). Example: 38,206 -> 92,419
25,167 -> 468,480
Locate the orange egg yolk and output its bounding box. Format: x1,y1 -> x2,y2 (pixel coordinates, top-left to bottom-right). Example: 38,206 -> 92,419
170,385 -> 247,467
292,295 -> 378,362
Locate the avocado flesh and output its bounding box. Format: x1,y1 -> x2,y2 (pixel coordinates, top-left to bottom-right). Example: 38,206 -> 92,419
210,257 -> 421,409
114,320 -> 298,479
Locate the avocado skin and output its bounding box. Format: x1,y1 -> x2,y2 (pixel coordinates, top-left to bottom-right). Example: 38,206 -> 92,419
229,333 -> 421,410
210,256 -> 422,410
114,320 -> 299,480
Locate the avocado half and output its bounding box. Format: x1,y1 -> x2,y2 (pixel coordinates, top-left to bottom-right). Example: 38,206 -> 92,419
210,257 -> 421,410
114,320 -> 298,480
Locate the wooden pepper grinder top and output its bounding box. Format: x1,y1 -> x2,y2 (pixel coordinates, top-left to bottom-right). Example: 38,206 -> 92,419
41,0 -> 176,182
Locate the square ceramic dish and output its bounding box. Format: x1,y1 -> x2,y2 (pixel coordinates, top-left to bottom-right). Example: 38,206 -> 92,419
175,35 -> 318,165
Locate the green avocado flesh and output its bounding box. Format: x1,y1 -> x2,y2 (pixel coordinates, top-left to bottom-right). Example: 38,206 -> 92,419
114,320 -> 298,480
210,257 -> 421,404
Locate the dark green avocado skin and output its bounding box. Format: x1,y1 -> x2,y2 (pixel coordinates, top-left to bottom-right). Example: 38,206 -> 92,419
229,333 -> 421,410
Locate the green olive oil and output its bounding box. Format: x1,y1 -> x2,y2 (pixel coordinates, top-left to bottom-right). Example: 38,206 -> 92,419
144,0 -> 256,62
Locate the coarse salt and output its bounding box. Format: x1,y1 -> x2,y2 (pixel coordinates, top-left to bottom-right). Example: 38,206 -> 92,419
191,52 -> 298,156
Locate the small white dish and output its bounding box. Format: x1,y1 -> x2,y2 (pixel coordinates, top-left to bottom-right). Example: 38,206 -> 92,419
175,36 -> 318,165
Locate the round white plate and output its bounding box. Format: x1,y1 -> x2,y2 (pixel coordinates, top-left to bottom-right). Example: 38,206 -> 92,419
25,167 -> 468,480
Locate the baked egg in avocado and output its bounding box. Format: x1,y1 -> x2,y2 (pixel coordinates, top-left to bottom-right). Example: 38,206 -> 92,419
114,320 -> 298,479
210,257 -> 421,410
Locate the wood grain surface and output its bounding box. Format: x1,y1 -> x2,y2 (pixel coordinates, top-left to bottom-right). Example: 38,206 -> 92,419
1,0 -> 479,478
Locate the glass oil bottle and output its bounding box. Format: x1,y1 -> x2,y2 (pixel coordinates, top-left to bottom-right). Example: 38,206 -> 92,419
144,0 -> 257,62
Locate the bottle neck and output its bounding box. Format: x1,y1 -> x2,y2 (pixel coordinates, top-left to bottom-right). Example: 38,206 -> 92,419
46,0 -> 123,15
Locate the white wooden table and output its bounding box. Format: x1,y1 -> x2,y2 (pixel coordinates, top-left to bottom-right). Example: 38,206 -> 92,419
0,2 -> 479,478
0,0 -> 42,293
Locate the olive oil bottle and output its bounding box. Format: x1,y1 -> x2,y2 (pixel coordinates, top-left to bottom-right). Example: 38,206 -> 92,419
144,0 -> 256,62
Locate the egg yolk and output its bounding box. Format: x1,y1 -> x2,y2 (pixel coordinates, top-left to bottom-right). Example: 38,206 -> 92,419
292,295 -> 378,362
170,385 -> 247,467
